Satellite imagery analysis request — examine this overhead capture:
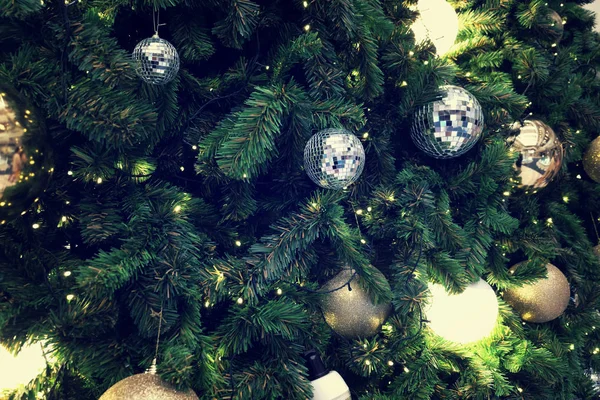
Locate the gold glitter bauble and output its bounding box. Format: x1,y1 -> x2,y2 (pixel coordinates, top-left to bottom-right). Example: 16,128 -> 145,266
583,137 -> 600,183
320,268 -> 392,339
99,373 -> 199,400
503,262 -> 570,323
508,120 -> 563,189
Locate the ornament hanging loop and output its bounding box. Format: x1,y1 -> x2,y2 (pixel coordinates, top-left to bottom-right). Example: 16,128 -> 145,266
152,8 -> 166,37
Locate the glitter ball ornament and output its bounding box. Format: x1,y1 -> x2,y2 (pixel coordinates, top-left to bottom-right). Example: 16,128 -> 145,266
0,84 -> 52,220
303,128 -> 365,190
411,85 -> 484,159
100,372 -> 198,400
508,120 -> 563,189
583,136 -> 600,183
503,262 -> 570,323
426,279 -> 499,344
132,35 -> 180,85
320,268 -> 392,339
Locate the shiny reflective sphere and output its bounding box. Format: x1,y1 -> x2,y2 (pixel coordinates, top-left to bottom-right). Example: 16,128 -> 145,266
411,85 -> 484,159
508,120 -> 563,189
304,128 -> 365,190
133,35 -> 180,85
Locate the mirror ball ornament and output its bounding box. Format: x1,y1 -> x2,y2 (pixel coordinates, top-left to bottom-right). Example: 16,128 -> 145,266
303,128 -> 365,190
508,120 -> 563,189
410,85 -> 484,159
583,136 -> 600,183
0,84 -> 52,220
320,268 -> 392,339
132,34 -> 180,85
426,278 -> 499,344
100,372 -> 199,400
503,262 -> 570,323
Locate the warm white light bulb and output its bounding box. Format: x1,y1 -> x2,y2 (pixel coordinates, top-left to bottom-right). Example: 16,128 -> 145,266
426,278 -> 498,344
411,0 -> 459,56
0,343 -> 47,394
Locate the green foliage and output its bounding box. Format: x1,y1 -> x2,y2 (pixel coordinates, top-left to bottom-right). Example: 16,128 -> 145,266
2,0 -> 600,399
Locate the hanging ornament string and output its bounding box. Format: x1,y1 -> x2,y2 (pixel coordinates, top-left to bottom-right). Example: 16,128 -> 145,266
591,213 -> 600,245
148,299 -> 164,374
152,8 -> 166,36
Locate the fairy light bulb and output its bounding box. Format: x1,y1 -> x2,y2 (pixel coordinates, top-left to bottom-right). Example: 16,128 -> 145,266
426,278 -> 498,344
411,0 -> 459,56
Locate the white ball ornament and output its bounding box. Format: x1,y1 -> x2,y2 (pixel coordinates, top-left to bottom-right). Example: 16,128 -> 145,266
0,343 -> 47,395
303,128 -> 366,190
411,0 -> 460,56
132,34 -> 180,85
426,278 -> 499,344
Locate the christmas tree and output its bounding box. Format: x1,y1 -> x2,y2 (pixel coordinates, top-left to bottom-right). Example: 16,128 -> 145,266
2,0 -> 600,398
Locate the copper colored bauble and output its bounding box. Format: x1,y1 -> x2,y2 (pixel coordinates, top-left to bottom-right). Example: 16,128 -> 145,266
583,137 -> 600,183
320,268 -> 392,339
539,10 -> 564,43
593,244 -> 600,261
99,373 -> 198,400
503,262 -> 570,323
508,120 -> 563,189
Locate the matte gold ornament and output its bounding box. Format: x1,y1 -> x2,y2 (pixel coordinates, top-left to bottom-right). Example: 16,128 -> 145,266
99,372 -> 199,400
320,268 -> 392,339
583,137 -> 600,183
508,120 -> 563,189
538,10 -> 564,42
503,262 -> 570,323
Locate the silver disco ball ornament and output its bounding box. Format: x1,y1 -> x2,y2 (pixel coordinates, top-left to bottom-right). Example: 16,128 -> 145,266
303,128 -> 365,190
132,34 -> 180,85
508,120 -> 563,189
411,85 -> 484,159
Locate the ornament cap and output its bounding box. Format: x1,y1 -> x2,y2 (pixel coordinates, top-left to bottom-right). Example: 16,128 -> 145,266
303,349 -> 329,381
146,358 -> 158,375
152,33 -> 160,38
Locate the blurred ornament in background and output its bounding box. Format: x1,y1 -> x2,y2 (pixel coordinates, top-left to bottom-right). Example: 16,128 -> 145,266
538,9 -> 564,42
508,120 -> 563,189
0,342 -> 47,395
411,85 -> 484,159
426,278 -> 499,344
583,136 -> 600,183
100,369 -> 198,400
304,128 -> 365,190
503,262 -> 570,323
411,0 -> 459,56
133,35 -> 180,85
0,85 -> 52,220
320,268 -> 392,339
593,244 -> 600,261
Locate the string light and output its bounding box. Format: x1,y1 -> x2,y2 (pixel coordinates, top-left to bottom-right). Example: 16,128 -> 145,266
236,297 -> 244,305
67,170 -> 73,176
66,294 -> 75,301
364,360 -> 371,366
204,300 -> 210,308
96,177 -> 103,184
180,166 -> 185,171
569,344 -> 575,350
400,80 -> 408,87
192,145 -> 198,150
362,132 -> 369,139
503,191 -> 510,196
63,271 -> 72,277
403,367 -> 410,373
32,223 -> 40,229
517,387 -> 523,393
562,196 -> 569,203
356,209 -> 363,215
276,288 -> 283,296
367,207 -> 372,212
304,24 -> 311,31
360,239 -> 366,244
235,240 -> 242,247
61,216 -> 67,222
303,0 -> 308,7
387,360 -> 394,366
174,205 -> 182,213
